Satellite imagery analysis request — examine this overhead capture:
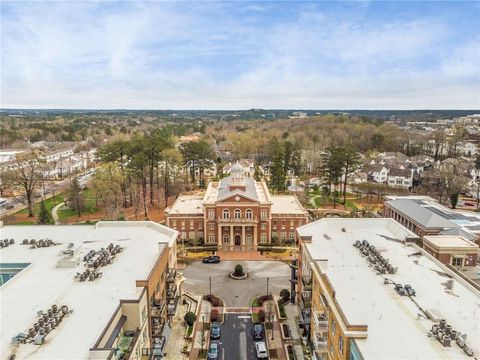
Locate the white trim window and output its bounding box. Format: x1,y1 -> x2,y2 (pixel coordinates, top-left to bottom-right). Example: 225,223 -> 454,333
234,209 -> 241,219
208,234 -> 215,243
246,209 -> 253,219
223,209 -> 230,219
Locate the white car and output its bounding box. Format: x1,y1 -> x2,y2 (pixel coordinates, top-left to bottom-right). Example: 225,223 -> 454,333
255,341 -> 268,359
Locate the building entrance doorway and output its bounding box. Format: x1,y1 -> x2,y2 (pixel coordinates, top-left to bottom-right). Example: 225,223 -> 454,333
234,234 -> 241,245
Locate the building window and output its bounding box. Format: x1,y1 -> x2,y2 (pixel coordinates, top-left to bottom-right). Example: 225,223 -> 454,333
339,335 -> 344,354
223,209 -> 230,219
281,231 -> 286,240
223,234 -> 230,243
209,223 -> 215,230
272,231 -> 277,240
290,220 -> 294,227
246,209 -> 253,219
181,221 -> 185,229
452,257 -> 463,267
261,210 -> 267,219
273,220 -> 277,227
289,231 -> 295,240
198,220 -> 203,229
234,209 -> 241,219
246,234 -> 252,244
208,209 -> 215,219
261,233 -> 267,242
331,319 -> 336,336
208,234 -> 215,243
190,220 -> 194,230
281,220 -> 285,229
172,220 -> 176,228
261,223 -> 266,230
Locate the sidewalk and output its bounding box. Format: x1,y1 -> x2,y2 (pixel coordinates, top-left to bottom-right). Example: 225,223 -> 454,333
51,202 -> 64,225
285,304 -> 305,360
163,301 -> 190,360
216,250 -> 295,261
189,300 -> 211,359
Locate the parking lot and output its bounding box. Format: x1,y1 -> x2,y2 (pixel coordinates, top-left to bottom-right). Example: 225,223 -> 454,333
210,314 -> 258,360
183,260 -> 290,306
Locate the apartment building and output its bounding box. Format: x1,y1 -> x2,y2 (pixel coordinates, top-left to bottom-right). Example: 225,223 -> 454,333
166,162 -> 308,251
1,221 -> 180,360
296,218 -> 479,360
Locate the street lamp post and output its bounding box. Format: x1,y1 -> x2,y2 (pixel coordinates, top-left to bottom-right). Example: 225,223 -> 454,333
271,313 -> 274,341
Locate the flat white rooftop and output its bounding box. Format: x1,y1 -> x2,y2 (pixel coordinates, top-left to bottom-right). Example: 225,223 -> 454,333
271,195 -> 306,215
298,218 -> 480,360
0,221 -> 177,360
424,235 -> 480,249
167,194 -> 204,215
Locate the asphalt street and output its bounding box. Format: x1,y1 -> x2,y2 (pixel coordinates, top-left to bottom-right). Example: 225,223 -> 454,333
219,314 -> 257,360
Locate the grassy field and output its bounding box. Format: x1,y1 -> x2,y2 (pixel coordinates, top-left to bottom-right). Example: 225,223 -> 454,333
57,188 -> 101,221
17,194 -> 65,215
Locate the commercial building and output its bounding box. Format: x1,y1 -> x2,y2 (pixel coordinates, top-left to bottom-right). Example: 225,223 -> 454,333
166,163 -> 308,251
384,196 -> 480,244
296,218 -> 480,360
1,221 -> 180,360
423,235 -> 479,268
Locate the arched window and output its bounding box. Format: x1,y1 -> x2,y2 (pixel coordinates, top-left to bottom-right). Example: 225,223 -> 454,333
234,209 -> 241,219
245,209 -> 253,219
223,209 -> 230,219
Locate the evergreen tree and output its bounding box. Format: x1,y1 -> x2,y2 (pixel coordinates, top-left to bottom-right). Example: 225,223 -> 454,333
268,138 -> 286,193
67,176 -> 85,217
37,200 -> 52,224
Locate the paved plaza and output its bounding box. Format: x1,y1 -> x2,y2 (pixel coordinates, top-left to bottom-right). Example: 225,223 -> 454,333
182,260 -> 291,307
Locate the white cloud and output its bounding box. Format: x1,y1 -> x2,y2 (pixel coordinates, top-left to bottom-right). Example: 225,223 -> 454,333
1,2 -> 479,109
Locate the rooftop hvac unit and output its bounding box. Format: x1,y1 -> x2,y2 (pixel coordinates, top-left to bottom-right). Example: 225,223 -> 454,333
439,319 -> 446,329
22,239 -> 29,245
437,330 -> 445,341
28,328 -> 36,338
441,336 -> 451,347
44,323 -> 51,333
9,239 -> 14,244
38,318 -> 45,327
463,346 -> 474,356
34,334 -> 45,345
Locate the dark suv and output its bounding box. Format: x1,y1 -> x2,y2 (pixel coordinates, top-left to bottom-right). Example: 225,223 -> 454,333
202,255 -> 221,264
252,323 -> 264,340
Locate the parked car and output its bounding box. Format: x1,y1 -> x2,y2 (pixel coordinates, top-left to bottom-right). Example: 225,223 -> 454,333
210,322 -> 221,339
207,342 -> 219,360
202,255 -> 221,264
255,341 -> 268,359
252,323 -> 264,340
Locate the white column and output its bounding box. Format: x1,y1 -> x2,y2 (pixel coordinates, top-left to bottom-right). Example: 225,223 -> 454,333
230,226 -> 234,247
241,225 -> 246,246
253,224 -> 258,246
217,225 -> 222,247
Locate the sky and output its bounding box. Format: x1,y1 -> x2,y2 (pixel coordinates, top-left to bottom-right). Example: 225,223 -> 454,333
1,1 -> 479,110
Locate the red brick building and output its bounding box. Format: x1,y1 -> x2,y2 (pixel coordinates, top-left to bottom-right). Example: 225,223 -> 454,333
165,163 -> 309,251
423,235 -> 479,268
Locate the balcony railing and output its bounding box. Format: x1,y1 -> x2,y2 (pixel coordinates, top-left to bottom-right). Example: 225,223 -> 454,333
314,337 -> 328,351
313,311 -> 328,329
166,283 -> 177,300
166,269 -> 177,283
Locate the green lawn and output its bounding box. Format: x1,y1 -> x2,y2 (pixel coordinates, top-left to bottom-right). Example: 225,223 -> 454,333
57,188 -> 101,221
16,194 -> 65,215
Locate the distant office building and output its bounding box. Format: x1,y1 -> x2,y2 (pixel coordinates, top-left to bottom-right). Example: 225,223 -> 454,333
1,221 -> 180,360
296,218 -> 479,360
